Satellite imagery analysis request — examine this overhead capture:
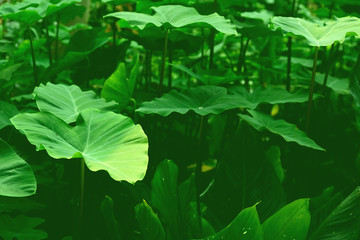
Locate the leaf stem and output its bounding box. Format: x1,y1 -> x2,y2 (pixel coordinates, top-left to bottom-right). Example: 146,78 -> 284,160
286,37 -> 292,91
79,157 -> 85,239
55,14 -> 60,62
195,115 -> 206,230
306,46 -> 319,131
168,40 -> 173,89
28,25 -> 38,86
159,28 -> 169,91
44,18 -> 53,66
209,29 -> 215,70
112,5 -> 117,47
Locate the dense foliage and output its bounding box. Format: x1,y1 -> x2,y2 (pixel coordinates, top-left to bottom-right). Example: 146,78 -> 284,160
0,0 -> 360,239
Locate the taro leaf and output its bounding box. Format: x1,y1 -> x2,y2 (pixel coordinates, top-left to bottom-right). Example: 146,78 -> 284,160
135,200 -> 165,240
230,86 -> 316,109
100,195 -> 122,240
0,63 -> 23,81
136,86 -> 243,116
309,186 -> 360,240
0,197 -> 45,213
0,2 -> 42,25
271,16 -> 360,46
0,214 -> 47,240
41,29 -> 109,80
101,55 -> 139,111
43,0 -> 82,18
197,205 -> 263,240
171,64 -> 241,85
0,100 -> 18,130
350,55 -> 360,107
105,5 -> 236,35
34,83 -> 116,124
10,109 -> 148,183
0,139 -> 36,197
262,199 -> 311,240
315,73 -> 349,94
265,146 -> 284,183
238,110 -> 325,151
151,159 -> 182,240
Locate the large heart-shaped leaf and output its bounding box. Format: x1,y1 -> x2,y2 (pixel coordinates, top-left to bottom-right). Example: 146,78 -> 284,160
0,100 -> 18,130
34,83 -> 117,124
271,16 -> 360,46
11,109 -> 148,183
197,205 -> 263,240
136,86 -> 243,116
238,110 -> 325,151
309,186 -> 360,240
105,5 -> 236,35
0,139 -> 36,197
262,199 -> 311,240
0,214 -> 47,240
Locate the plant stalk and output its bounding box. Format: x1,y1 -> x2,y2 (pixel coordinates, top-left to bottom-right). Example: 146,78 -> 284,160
168,41 -> 173,88
112,5 -> 117,47
209,29 -> 215,70
195,115 -> 206,230
159,29 -> 169,91
286,36 -> 292,91
306,46 -> 319,131
44,18 -> 53,66
55,14 -> 60,62
79,157 -> 85,239
28,26 -> 38,86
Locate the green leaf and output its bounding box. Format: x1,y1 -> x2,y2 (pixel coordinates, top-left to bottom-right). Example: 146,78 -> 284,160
315,73 -> 349,94
0,100 -> 18,130
265,146 -> 285,183
309,186 -> 360,240
105,5 -> 236,35
101,56 -> 139,111
100,196 -> 122,240
230,86 -> 316,109
262,199 -> 311,240
0,214 -> 47,240
11,109 -> 148,183
136,86 -> 242,116
238,110 -> 325,151
42,29 -> 109,80
135,200 -> 165,240
34,83 -> 117,124
151,159 -> 181,240
197,205 -> 263,240
271,16 -> 360,46
0,139 -> 36,197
